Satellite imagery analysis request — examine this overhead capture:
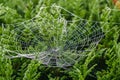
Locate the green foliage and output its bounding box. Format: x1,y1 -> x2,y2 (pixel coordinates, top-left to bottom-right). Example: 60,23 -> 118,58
48,74 -> 67,80
69,51 -> 97,80
0,4 -> 21,23
97,41 -> 120,80
0,53 -> 13,80
0,0 -> 120,80
23,60 -> 41,80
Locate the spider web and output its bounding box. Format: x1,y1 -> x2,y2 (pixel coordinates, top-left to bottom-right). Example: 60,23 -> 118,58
1,4 -> 104,68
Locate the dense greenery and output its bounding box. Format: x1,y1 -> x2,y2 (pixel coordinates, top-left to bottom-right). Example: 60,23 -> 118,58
0,0 -> 120,80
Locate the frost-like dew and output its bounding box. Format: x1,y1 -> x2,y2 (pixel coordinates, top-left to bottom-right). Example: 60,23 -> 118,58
1,4 -> 104,68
